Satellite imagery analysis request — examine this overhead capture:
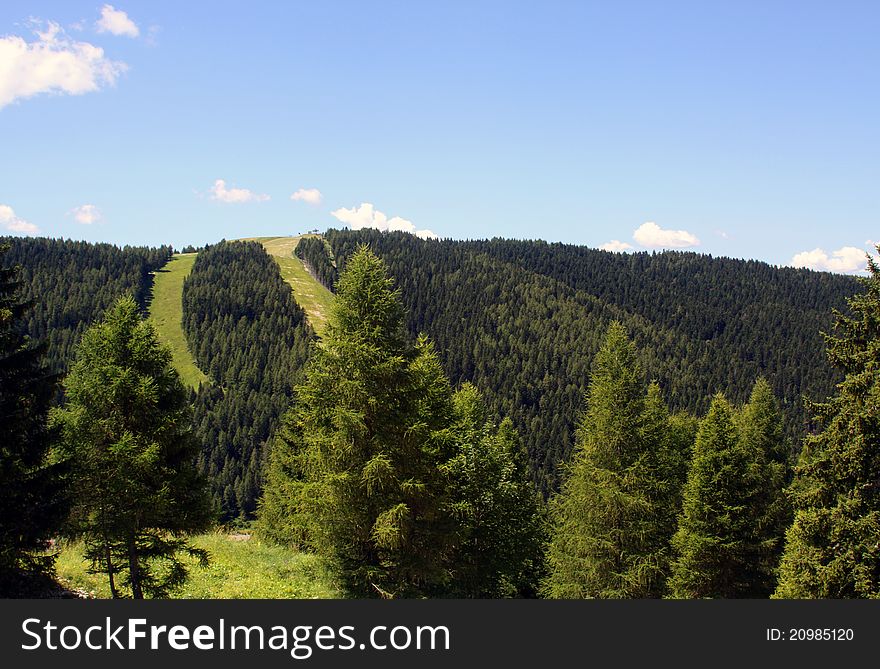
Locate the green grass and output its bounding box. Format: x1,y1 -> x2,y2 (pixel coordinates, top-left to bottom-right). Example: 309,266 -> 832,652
256,236 -> 335,337
147,253 -> 209,389
55,532 -> 341,599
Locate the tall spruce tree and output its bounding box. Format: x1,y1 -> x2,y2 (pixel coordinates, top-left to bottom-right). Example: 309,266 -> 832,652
775,254 -> 880,598
272,246 -> 458,597
445,383 -> 545,597
668,393 -> 778,598
0,244 -> 68,595
54,296 -> 214,598
638,381 -> 693,594
739,377 -> 790,594
544,322 -> 676,598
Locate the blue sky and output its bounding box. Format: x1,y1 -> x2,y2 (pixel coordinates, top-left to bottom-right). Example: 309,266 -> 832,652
1,1 -> 878,272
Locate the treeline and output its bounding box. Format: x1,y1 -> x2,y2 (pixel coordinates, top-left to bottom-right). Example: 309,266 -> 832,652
320,229 -> 853,492
3,237 -> 879,600
258,243 -> 880,599
545,326 -> 789,597
469,238 -> 852,424
1,236 -> 172,373
294,236 -> 337,290
182,241 -> 314,521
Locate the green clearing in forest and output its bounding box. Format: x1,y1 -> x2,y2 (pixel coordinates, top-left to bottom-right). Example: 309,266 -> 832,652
55,532 -> 340,599
255,236 -> 335,337
147,253 -> 209,389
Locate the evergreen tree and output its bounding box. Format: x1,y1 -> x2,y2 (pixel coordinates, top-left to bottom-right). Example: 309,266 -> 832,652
445,383 -> 545,597
668,393 -> 777,598
0,244 -> 68,595
739,377 -> 790,594
273,246 -> 458,597
775,254 -> 880,598
256,410 -> 319,551
638,381 -> 693,594
54,296 -> 214,598
544,322 -> 665,598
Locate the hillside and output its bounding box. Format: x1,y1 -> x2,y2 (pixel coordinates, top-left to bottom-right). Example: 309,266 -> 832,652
1,236 -> 172,373
3,233 -> 859,499
321,229 -> 857,491
183,241 -> 315,520
256,236 -> 335,336
147,253 -> 209,389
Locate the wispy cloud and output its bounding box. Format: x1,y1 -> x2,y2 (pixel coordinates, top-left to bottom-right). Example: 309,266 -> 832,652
209,179 -> 270,204
0,204 -> 39,235
69,204 -> 102,224
0,21 -> 127,109
96,5 -> 140,38
599,240 -> 633,252
633,221 -> 700,248
790,246 -> 871,274
331,202 -> 437,240
290,188 -> 323,206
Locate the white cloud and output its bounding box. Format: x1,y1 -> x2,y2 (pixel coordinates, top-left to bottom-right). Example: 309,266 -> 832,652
96,5 -> 140,38
69,204 -> 102,224
290,188 -> 323,206
330,202 -> 438,239
0,21 -> 128,109
633,221 -> 700,248
209,179 -> 270,204
790,246 -> 870,274
599,239 -> 633,252
0,204 -> 39,235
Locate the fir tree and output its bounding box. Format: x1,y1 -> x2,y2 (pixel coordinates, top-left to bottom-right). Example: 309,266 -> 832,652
272,246 -> 458,597
445,383 -> 545,597
0,244 -> 68,595
775,253 -> 880,598
544,322 -> 666,598
739,377 -> 790,594
638,381 -> 693,594
668,393 -> 777,598
54,296 -> 214,598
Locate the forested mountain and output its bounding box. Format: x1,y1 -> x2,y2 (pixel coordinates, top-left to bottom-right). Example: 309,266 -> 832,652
2,232 -> 859,503
321,229 -> 855,492
1,237 -> 172,373
182,241 -> 315,520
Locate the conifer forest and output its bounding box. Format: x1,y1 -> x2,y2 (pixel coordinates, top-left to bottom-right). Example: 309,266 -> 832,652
1,231 -> 878,600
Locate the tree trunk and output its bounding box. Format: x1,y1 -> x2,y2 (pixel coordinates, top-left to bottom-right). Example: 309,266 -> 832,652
106,543 -> 119,599
128,537 -> 143,599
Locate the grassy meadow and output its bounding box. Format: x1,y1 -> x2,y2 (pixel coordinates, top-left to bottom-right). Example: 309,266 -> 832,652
55,532 -> 340,599
147,253 -> 210,389
258,236 -> 335,337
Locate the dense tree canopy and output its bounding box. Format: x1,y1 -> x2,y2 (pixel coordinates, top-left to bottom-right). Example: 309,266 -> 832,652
775,254 -> 880,598
182,241 -> 314,520
1,236 -> 171,374
0,244 -> 69,595
295,236 -> 337,290
322,229 -> 853,493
